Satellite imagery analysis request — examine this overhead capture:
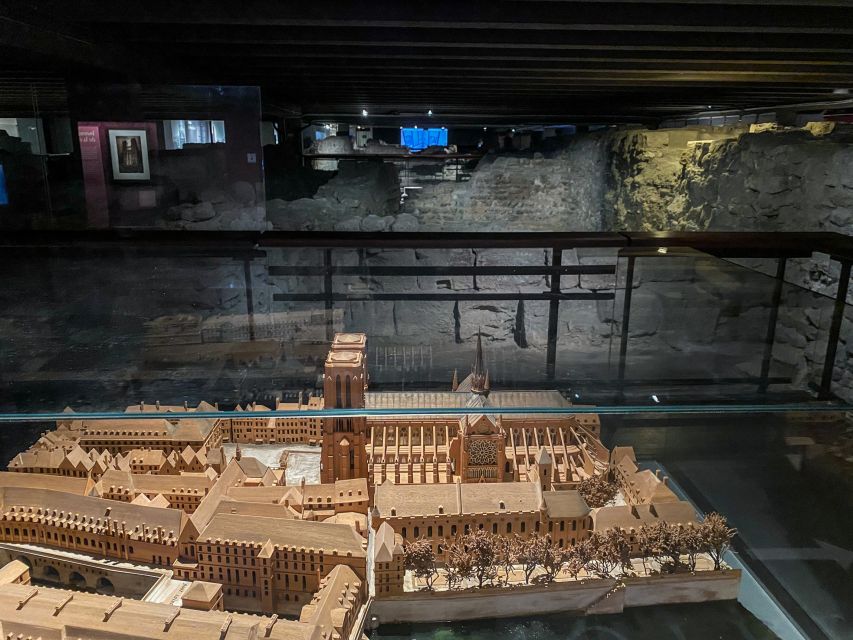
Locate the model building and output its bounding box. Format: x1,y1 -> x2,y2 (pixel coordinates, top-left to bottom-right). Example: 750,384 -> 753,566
0,332 -> 738,638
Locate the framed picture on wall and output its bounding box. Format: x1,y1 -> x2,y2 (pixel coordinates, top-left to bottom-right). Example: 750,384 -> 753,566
108,129 -> 150,181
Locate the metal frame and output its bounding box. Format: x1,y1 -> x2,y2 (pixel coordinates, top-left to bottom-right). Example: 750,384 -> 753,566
3,230 -> 851,399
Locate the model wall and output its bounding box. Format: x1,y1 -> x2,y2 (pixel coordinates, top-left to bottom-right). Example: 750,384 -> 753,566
368,569 -> 742,624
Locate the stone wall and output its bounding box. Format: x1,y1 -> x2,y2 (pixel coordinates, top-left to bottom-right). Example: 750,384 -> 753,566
267,160 -> 410,232
614,122 -> 853,235
402,133 -> 610,231
8,123 -> 853,413
265,123 -> 853,399
604,122 -> 853,397
368,570 -> 741,624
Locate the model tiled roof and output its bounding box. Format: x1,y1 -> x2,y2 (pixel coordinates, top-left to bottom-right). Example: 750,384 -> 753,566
122,448 -> 173,467
80,416 -> 217,442
190,459 -> 251,532
225,485 -> 295,503
625,469 -> 679,504
131,493 -> 171,508
8,445 -> 95,473
0,486 -> 186,543
298,564 -> 362,640
235,456 -> 270,478
0,582 -> 306,640
592,501 -> 698,532
181,580 -> 222,603
0,471 -> 89,495
212,499 -> 299,520
542,491 -> 590,518
180,444 -> 209,466
646,501 -> 697,525
611,446 -> 636,465
123,400 -> 219,414
375,480 -> 541,518
199,514 -> 366,555
373,522 -> 404,563
98,469 -> 212,495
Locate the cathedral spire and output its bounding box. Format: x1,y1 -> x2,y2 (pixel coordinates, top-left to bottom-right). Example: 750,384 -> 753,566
471,329 -> 489,395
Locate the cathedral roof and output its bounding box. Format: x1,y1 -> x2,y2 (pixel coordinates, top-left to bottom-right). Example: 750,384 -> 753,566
366,390 -> 572,419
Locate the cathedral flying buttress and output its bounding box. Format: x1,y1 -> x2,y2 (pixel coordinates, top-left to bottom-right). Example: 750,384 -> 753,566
322,332 -> 610,487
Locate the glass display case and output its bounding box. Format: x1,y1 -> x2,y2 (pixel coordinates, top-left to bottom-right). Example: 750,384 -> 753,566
0,231 -> 850,640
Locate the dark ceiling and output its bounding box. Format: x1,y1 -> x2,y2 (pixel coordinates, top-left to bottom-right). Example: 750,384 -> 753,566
3,0 -> 853,126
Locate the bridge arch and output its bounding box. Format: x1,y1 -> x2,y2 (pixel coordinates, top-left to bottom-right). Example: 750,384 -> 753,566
41,564 -> 61,582
95,576 -> 114,595
68,571 -> 87,589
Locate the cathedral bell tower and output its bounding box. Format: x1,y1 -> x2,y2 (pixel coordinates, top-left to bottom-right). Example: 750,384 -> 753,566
321,333 -> 368,483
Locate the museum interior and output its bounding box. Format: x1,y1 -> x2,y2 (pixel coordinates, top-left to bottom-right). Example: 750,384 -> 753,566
0,2 -> 852,640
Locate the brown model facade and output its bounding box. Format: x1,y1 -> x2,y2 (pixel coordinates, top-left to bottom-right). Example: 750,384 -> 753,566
0,330 -> 708,629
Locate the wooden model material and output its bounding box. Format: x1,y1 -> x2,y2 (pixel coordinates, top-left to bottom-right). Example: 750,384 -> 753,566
0,331 -> 736,638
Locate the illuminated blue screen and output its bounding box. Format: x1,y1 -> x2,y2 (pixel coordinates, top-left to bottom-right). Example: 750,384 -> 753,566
401,127 -> 447,151
0,164 -> 7,206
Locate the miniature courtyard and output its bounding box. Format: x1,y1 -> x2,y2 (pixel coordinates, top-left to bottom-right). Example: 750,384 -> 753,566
222,441 -> 321,484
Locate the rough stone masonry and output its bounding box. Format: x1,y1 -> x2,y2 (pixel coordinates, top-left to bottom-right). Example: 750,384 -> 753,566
264,123 -> 853,399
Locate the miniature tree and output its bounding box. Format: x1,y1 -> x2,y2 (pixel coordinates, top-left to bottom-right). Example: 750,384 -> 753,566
611,528 -> 633,575
650,522 -> 683,573
515,533 -> 545,584
635,524 -> 658,575
679,524 -> 704,573
587,529 -> 631,578
404,538 -> 438,590
577,474 -> 619,508
445,538 -> 475,590
463,529 -> 499,588
563,538 -> 592,579
494,534 -> 519,585
540,535 -> 566,582
699,512 -> 736,570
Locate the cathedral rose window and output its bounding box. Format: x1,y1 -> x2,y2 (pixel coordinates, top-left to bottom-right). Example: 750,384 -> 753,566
468,439 -> 498,466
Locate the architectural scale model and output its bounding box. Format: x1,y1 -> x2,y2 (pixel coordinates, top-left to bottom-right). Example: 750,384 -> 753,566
0,332 -> 739,639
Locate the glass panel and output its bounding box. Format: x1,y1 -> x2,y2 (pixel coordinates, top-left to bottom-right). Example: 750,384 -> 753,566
1,238 -> 852,415
0,84 -> 264,231
609,247 -> 839,404
1,406 -> 849,638
0,84 -> 55,227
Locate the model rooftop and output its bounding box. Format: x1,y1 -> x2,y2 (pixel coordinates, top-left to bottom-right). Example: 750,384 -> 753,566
199,514 -> 366,555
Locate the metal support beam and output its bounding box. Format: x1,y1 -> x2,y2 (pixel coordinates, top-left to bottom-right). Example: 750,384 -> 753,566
617,256 -> 636,396
269,264 -> 615,276
759,257 -> 786,394
545,248 -> 562,380
274,291 -> 613,302
819,259 -> 851,400
323,248 -> 334,342
242,258 -> 256,341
